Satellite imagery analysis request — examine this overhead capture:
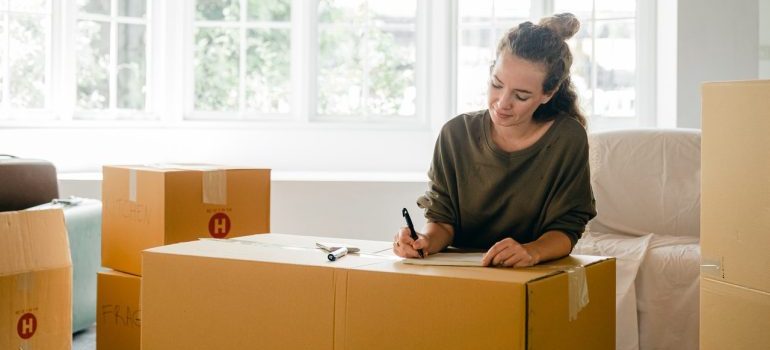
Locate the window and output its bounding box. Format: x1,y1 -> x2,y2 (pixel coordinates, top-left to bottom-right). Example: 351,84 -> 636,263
0,0 -> 52,118
456,0 -> 530,114
316,0 -> 417,121
555,0 -> 636,123
456,0 -> 644,130
191,0 -> 291,118
75,0 -> 149,119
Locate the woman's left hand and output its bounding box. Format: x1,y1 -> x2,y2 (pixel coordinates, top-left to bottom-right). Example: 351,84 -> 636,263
481,237 -> 540,268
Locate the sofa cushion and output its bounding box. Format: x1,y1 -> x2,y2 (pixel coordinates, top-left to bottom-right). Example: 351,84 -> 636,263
587,129 -> 701,237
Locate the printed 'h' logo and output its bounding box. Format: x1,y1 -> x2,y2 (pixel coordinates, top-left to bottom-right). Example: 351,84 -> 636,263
17,313 -> 37,339
208,213 -> 231,238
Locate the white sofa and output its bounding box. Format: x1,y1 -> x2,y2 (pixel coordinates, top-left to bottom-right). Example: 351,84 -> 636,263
575,129 -> 701,350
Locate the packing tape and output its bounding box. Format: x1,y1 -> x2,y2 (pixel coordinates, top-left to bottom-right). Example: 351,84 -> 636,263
700,256 -> 723,279
129,169 -> 137,202
202,169 -> 227,205
566,266 -> 589,321
139,164 -> 229,205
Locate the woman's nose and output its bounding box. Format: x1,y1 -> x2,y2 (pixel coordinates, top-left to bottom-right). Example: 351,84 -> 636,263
496,92 -> 514,110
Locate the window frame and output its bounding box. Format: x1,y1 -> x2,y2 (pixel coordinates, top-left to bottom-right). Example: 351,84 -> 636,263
71,0 -> 154,120
452,0 -> 657,131
0,0 -> 657,134
0,0 -> 54,118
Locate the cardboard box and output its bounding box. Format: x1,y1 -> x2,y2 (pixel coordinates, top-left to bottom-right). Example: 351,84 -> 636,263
0,209 -> 72,349
141,234 -> 615,350
701,80 -> 770,293
102,164 -> 271,275
97,270 -> 141,350
700,278 -> 770,350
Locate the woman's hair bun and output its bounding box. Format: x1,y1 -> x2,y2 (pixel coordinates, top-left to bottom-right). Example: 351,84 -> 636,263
538,13 -> 580,40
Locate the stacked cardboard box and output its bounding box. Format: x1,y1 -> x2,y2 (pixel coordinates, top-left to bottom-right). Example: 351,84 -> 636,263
97,164 -> 271,350
1,209 -> 72,349
701,80 -> 770,349
140,233 -> 616,350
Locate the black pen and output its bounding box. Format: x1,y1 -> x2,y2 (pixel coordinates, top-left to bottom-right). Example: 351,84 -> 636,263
402,208 -> 424,258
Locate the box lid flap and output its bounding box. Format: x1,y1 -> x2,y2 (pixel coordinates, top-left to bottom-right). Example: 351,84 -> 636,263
105,164 -> 269,172
143,236 -> 396,269
0,209 -> 72,276
353,254 -> 611,284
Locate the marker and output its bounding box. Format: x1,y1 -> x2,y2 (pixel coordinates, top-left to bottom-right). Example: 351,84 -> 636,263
327,247 -> 348,261
402,208 -> 424,258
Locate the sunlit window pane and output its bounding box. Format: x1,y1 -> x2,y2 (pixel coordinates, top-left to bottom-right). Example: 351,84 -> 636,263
245,28 -> 291,113
318,0 -> 366,24
317,0 -> 417,118
594,20 -> 635,117
596,0 -> 635,19
9,14 -> 46,109
369,0 -> 416,25
247,0 -> 290,21
367,28 -> 415,116
196,0 -> 240,21
495,0 -> 529,20
76,20 -> 110,110
0,16 -> 6,106
554,0 -> 592,19
9,0 -> 48,13
457,28 -> 494,113
117,23 -> 146,110
194,27 -> 240,111
118,0 -> 146,18
566,20 -> 594,115
459,0 -> 493,23
318,27 -> 363,115
78,0 -> 110,15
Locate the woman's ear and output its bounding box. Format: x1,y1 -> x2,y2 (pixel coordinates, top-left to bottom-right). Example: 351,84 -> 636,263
541,92 -> 555,105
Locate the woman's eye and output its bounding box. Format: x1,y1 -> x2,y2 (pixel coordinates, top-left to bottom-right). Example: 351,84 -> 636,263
515,95 -> 529,101
490,82 -> 503,89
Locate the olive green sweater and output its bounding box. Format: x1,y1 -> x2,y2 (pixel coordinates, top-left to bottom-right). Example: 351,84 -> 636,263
417,110 -> 596,249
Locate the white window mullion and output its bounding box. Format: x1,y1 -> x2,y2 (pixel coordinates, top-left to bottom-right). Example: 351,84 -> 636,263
300,0 -> 316,122
590,1 -> 597,117
183,0 -> 195,120
109,0 -> 117,111
538,0 -> 553,20
144,0 -> 154,117
43,0 -> 53,114
637,0 -> 656,127
361,20 -> 370,121
60,0 -> 76,121
238,0 -> 246,118
415,0 -> 428,127
2,11 -> 9,115
289,0 -> 308,123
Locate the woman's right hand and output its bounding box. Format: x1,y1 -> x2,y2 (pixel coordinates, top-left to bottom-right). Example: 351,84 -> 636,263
392,227 -> 430,258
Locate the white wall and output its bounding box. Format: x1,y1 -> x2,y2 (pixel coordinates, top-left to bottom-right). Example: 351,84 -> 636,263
59,173 -> 430,241
674,0 -> 759,128
0,127 -> 436,174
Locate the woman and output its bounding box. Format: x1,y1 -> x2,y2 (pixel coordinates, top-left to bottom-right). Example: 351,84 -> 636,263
393,13 -> 596,268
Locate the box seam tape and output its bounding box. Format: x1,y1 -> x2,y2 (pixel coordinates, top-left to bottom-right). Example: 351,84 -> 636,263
129,169 -> 137,202
566,266 -> 589,321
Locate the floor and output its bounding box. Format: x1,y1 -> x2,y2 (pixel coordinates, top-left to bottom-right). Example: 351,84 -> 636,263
73,325 -> 96,350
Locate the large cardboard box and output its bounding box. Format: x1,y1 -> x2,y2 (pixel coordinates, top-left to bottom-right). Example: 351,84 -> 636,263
0,209 -> 72,349
700,278 -> 770,350
102,164 -> 271,275
701,80 -> 770,350
141,234 -> 615,350
701,80 -> 770,293
97,270 -> 141,350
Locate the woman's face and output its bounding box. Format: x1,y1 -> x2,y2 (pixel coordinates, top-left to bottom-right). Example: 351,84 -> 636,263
487,53 -> 553,128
